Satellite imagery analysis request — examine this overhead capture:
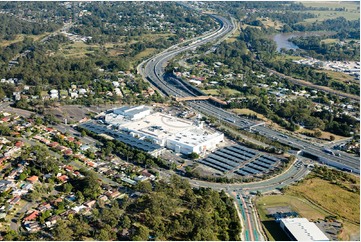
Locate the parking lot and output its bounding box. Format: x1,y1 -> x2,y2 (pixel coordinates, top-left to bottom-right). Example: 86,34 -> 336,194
315,220 -> 343,241
198,145 -> 282,177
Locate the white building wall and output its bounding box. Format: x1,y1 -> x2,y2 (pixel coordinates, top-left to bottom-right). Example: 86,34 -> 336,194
131,109 -> 151,120
166,133 -> 224,155
104,114 -> 124,124
166,139 -> 196,155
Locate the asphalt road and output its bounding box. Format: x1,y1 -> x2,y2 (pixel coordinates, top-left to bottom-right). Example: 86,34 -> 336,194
157,158 -> 309,241
253,126 -> 359,173
10,201 -> 35,232
140,12 -> 360,174
186,160 -> 309,193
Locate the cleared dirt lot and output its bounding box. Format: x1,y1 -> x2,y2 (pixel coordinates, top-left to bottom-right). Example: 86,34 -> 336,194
44,104 -> 121,123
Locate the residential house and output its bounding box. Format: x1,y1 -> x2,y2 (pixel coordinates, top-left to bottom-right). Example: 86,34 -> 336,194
64,149 -> 73,156
112,81 -> 120,87
26,176 -> 39,184
98,195 -> 108,202
15,141 -> 24,148
141,170 -> 155,180
49,89 -> 59,99
105,190 -> 121,199
52,197 -> 63,206
83,200 -> 96,208
57,175 -> 69,183
78,88 -> 87,95
9,196 -> 21,205
24,221 -> 41,232
64,165 -> 74,172
134,175 -> 148,182
45,215 -> 59,228
23,211 -> 39,221
70,92 -> 78,99
38,203 -> 52,212
72,205 -> 87,213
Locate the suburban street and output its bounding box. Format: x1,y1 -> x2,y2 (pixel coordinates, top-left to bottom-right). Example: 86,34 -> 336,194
9,201 -> 35,232
0,2 -> 358,241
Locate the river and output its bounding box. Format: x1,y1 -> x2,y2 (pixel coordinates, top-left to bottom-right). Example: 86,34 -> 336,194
273,31 -> 335,52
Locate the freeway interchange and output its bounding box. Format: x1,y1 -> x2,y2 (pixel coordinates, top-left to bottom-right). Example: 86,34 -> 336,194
139,12 -> 359,241
139,13 -> 360,175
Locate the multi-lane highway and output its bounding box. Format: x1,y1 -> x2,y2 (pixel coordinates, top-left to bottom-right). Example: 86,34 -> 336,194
140,11 -> 358,240
140,14 -> 236,97
253,125 -> 360,173
139,12 -> 360,174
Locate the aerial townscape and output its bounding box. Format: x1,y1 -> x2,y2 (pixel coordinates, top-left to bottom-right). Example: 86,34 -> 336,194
0,1 -> 359,241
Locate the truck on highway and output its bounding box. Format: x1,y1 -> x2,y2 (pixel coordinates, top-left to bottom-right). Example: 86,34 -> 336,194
323,148 -> 335,156
225,118 -> 236,123
342,167 -> 353,173
279,134 -> 288,139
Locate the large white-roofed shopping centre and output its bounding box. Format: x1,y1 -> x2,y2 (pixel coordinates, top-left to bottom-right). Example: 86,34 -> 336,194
91,105 -> 224,155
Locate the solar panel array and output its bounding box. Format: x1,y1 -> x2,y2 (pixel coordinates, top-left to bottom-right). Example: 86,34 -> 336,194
199,145 -> 281,176
80,122 -> 161,152
235,155 -> 279,176
199,145 -> 257,172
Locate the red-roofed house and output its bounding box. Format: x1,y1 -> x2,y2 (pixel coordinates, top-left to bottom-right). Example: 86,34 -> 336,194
27,176 -> 38,183
75,141 -> 82,146
56,146 -> 67,152
1,117 -> 10,122
0,156 -> 9,165
57,175 -> 68,183
64,165 -> 73,171
23,211 -> 39,221
64,149 -> 73,156
48,142 -> 59,148
15,141 -> 24,148
67,137 -> 75,142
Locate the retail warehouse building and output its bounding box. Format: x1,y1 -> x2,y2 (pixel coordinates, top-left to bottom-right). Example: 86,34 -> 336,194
82,106 -> 224,155
280,218 -> 329,241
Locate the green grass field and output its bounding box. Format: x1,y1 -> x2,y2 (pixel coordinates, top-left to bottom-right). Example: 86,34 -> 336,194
258,17 -> 283,30
319,70 -> 357,84
0,32 -> 50,47
298,1 -> 360,22
203,89 -> 218,95
273,54 -> 303,61
287,178 -> 360,223
57,42 -> 100,58
320,38 -> 339,44
231,108 -> 267,120
301,1 -> 359,11
257,194 -> 328,221
226,22 -> 241,43
133,48 -> 157,61
256,194 -> 327,241
256,174 -> 360,240
203,88 -> 241,96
